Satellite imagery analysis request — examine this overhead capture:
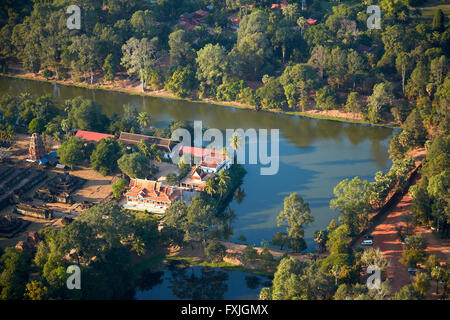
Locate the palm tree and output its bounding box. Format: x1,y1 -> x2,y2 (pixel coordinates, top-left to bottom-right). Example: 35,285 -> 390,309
204,177 -> 217,196
217,170 -> 230,188
282,4 -> 298,23
213,170 -> 230,199
229,132 -> 241,152
131,238 -> 146,256
431,266 -> 443,294
137,112 -> 151,129
297,16 -> 306,35
61,119 -> 70,136
229,132 -> 241,163
221,146 -> 229,159
0,129 -> 14,142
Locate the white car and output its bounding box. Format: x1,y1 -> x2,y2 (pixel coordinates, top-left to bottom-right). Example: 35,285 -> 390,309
361,240 -> 373,245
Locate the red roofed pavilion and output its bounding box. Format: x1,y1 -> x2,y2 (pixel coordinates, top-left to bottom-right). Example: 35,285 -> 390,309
75,130 -> 115,143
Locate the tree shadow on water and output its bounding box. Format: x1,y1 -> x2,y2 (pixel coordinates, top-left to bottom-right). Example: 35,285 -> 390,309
168,266 -> 229,300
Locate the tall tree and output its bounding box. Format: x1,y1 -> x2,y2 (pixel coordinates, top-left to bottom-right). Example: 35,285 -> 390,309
330,177 -> 372,236
308,45 -> 325,79
366,82 -> 394,123
234,10 -> 272,78
103,53 -> 116,83
69,35 -> 100,84
432,9 -> 445,32
196,43 -> 229,88
117,152 -> 153,179
58,136 -> 84,169
90,138 -> 122,176
121,37 -> 161,92
277,193 -> 314,252
168,29 -> 195,67
396,52 -> 412,94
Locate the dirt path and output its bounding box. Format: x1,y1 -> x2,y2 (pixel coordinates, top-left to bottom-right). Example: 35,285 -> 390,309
352,148 -> 449,296
351,148 -> 449,295
353,190 -> 450,295
368,193 -> 414,293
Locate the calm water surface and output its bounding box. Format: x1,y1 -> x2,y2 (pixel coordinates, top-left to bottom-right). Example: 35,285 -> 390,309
134,262 -> 271,300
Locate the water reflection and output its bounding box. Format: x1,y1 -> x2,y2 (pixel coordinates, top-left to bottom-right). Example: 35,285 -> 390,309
134,261 -> 270,300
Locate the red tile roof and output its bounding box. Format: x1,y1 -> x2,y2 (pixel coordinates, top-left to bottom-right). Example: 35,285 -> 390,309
126,179 -> 181,204
194,9 -> 209,18
180,146 -> 222,158
271,0 -> 288,9
75,130 -> 115,143
306,18 -> 318,25
190,166 -> 208,180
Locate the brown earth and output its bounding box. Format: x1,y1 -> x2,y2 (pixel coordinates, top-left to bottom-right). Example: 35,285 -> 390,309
304,109 -> 363,121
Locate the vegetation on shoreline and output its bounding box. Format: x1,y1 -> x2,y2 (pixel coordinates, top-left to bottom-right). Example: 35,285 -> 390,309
0,73 -> 398,128
1,0 -> 448,128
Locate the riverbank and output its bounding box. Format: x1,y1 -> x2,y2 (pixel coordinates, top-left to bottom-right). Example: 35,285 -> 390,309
0,71 -> 399,129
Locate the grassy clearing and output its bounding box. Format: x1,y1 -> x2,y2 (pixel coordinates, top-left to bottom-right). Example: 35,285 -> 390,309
131,254 -> 274,278
166,256 -> 273,277
131,253 -> 166,277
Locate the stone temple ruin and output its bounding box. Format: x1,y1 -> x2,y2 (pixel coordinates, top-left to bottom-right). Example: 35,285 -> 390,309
35,173 -> 85,204
0,214 -> 30,238
15,203 -> 53,220
28,133 -> 46,161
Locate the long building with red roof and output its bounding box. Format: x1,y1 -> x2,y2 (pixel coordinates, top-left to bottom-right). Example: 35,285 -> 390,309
75,130 -> 115,143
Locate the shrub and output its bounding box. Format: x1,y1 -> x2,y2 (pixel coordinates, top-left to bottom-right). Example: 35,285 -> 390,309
204,240 -> 227,262
164,67 -> 195,97
112,178 -> 129,198
216,79 -> 244,102
315,86 -> 338,110
28,117 -> 46,134
41,68 -> 53,80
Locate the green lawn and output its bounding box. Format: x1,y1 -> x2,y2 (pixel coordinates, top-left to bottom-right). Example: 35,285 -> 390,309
132,253 -> 166,277
166,256 -> 274,277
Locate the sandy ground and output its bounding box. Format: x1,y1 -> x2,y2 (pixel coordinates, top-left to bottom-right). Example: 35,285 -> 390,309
304,109 -> 362,121
154,162 -> 180,181
69,166 -> 114,203
357,190 -> 450,297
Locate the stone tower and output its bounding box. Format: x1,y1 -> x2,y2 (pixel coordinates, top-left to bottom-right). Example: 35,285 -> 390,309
29,133 -> 46,161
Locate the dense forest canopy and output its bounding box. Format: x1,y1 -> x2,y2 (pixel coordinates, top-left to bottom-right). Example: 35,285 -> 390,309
0,0 -> 448,125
